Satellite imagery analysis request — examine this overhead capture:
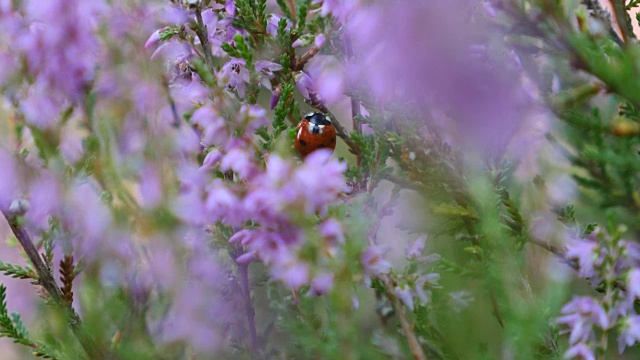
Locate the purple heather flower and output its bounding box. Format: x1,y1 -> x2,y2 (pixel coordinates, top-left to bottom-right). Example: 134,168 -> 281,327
275,263 -> 309,289
158,4 -> 190,24
315,68 -> 343,104
362,245 -> 392,279
419,254 -> 442,265
628,269 -> 640,300
219,58 -> 250,97
238,104 -> 269,133
625,241 -> 640,268
172,77 -> 209,108
224,0 -> 236,16
564,343 -> 595,360
292,34 -> 315,48
190,105 -> 228,147
255,60 -> 282,89
145,28 -> 163,49
557,297 -> 609,345
359,103 -> 370,118
20,0 -> 103,102
266,14 -> 292,37
294,71 -> 317,101
200,149 -> 223,171
396,285 -> 415,311
220,144 -> 256,179
565,239 -> 599,279
20,83 -> 63,129
249,230 -> 300,266
618,316 -> 640,353
448,290 -> 474,313
269,91 -> 280,110
262,154 -> 292,187
315,34 -> 326,47
245,151 -> 345,222
229,229 -> 252,245
255,60 -> 282,74
205,179 -> 242,225
8,199 -> 29,217
416,273 -> 441,305
150,41 -> 191,62
319,219 -> 344,245
345,1 -> 535,157
200,8 -> 218,28
236,251 -> 258,264
309,273 -> 334,296
293,150 -> 348,214
418,273 -> 441,287
406,235 -> 427,260
361,123 -> 374,135
174,191 -> 208,225
312,0 -> 358,21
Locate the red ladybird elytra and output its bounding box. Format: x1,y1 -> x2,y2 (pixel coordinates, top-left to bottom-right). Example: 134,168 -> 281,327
294,112 -> 337,158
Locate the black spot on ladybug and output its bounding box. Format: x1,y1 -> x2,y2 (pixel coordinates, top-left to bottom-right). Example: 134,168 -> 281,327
299,139 -> 307,146
330,138 -> 335,143
305,112 -> 332,126
318,144 -> 326,149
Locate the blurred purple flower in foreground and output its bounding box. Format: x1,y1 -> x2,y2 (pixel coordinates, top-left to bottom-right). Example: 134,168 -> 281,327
345,0 -> 536,157
362,245 -> 392,280
161,239 -> 239,353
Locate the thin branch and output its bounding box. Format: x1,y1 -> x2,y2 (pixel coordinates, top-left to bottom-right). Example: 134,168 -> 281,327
162,75 -> 181,128
235,246 -> 259,355
382,276 -> 427,360
581,0 -> 625,45
367,190 -> 399,245
344,33 -> 363,167
287,0 -> 296,22
194,6 -> 216,74
366,189 -> 426,359
1,210 -> 106,359
293,24 -> 336,72
611,0 -> 636,43
383,174 -> 424,191
528,236 -> 567,261
293,46 -> 320,71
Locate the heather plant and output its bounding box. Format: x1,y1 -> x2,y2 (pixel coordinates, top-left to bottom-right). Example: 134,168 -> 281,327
3,0 -> 640,359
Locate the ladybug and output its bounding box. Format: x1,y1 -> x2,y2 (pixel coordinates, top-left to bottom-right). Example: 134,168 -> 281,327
294,112 -> 337,158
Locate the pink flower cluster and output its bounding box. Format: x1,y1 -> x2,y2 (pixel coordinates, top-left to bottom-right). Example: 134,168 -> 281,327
143,2 -> 354,294
0,0 -> 104,128
559,229 -> 640,357
177,99 -> 350,290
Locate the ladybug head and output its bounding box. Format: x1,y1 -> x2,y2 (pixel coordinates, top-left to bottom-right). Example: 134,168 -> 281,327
304,112 -> 332,126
